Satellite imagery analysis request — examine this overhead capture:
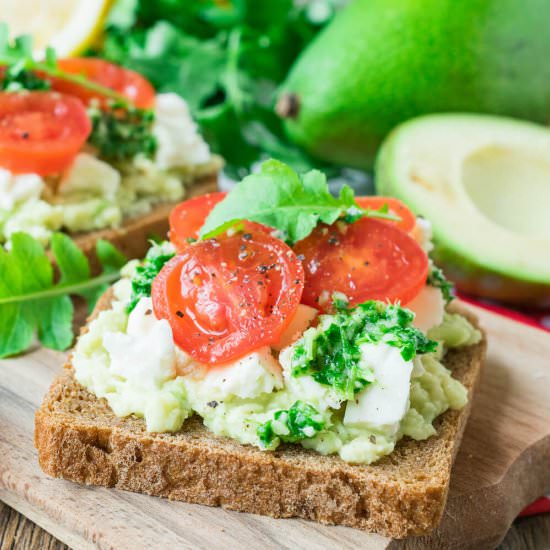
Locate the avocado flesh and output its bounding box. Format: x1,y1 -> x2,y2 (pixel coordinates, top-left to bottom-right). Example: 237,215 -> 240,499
375,114 -> 550,307
279,0 -> 550,169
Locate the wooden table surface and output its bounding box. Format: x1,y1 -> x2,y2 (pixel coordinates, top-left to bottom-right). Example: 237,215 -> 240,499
1,501 -> 548,549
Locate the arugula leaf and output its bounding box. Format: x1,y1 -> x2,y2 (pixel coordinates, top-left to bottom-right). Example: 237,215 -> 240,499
200,159 -> 397,243
427,263 -> 455,304
257,401 -> 325,448
0,233 -> 127,358
291,300 -> 437,399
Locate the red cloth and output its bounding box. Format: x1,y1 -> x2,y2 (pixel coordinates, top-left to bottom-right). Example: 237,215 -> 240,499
458,293 -> 550,517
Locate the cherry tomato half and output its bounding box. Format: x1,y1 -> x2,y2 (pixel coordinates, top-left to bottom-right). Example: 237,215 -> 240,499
169,192 -> 271,251
355,196 -> 416,233
50,58 -> 156,109
294,217 -> 429,311
169,192 -> 227,250
152,230 -> 305,364
0,91 -> 91,175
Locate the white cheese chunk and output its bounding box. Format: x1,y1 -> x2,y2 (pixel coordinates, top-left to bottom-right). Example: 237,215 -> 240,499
153,93 -> 211,169
413,217 -> 434,252
344,342 -> 413,431
406,285 -> 445,333
59,153 -> 120,200
186,347 -> 283,401
0,169 -> 44,210
103,297 -> 176,389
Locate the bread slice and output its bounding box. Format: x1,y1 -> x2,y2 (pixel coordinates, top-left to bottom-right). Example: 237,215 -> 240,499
70,174 -> 219,272
35,296 -> 485,539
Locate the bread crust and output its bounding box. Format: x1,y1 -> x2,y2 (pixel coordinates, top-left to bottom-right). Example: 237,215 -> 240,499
34,298 -> 485,539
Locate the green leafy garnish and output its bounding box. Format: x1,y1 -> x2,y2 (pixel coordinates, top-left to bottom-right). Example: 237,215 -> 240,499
427,263 -> 455,304
87,100 -> 157,161
292,300 -> 437,399
200,159 -> 398,244
257,401 -> 325,448
93,0 -> 340,176
128,243 -> 175,312
0,233 -> 127,358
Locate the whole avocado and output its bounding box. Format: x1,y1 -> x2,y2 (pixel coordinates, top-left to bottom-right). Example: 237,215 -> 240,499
278,0 -> 550,168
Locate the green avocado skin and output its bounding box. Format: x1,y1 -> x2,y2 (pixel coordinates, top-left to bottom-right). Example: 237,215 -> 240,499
281,0 -> 550,168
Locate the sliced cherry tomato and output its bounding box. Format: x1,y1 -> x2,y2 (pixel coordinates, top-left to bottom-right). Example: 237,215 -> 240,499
294,217 -> 429,311
355,196 -> 416,233
0,91 -> 91,175
169,192 -> 271,251
153,230 -> 304,364
169,192 -> 227,250
50,58 -> 155,109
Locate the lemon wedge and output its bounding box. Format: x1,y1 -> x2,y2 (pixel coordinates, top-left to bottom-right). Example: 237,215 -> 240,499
0,0 -> 112,57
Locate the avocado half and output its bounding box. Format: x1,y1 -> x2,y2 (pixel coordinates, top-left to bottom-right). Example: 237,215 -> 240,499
278,0 -> 550,169
375,114 -> 550,307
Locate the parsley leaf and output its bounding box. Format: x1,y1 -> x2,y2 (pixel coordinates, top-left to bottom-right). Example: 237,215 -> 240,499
0,233 -> 127,358
257,401 -> 325,448
291,300 -> 437,399
128,243 -> 175,312
200,159 -> 398,243
427,263 -> 455,304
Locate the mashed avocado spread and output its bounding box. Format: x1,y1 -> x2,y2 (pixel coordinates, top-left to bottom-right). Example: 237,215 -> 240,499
72,248 -> 481,465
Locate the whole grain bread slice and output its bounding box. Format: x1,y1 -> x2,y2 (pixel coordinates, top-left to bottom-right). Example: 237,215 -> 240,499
70,173 -> 219,272
34,296 -> 485,539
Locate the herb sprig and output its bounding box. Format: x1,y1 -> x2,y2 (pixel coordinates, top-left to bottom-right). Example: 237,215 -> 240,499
0,233 -> 127,358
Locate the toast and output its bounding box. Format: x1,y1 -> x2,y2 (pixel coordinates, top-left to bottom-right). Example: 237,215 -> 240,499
71,174 -> 219,272
35,295 -> 485,539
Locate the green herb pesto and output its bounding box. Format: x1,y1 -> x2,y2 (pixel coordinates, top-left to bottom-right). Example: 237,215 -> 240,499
257,400 -> 325,448
427,263 -> 454,304
128,243 -> 175,312
88,101 -> 158,162
291,300 -> 437,399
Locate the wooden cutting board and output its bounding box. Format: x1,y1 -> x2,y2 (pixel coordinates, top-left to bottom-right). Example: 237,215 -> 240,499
1,302 -> 549,550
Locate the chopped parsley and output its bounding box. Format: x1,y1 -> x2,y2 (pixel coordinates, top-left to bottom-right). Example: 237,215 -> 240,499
87,101 -> 157,162
427,263 -> 455,304
257,401 -> 325,448
291,300 -> 437,399
128,244 -> 175,312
